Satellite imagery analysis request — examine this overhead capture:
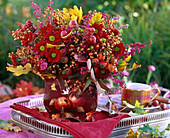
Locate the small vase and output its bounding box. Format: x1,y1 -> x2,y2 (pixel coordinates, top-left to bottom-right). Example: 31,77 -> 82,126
43,78 -> 97,117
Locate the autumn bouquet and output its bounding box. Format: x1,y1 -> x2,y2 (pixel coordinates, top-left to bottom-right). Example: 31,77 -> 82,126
7,0 -> 148,116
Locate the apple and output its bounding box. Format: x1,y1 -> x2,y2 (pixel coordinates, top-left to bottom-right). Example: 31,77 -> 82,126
69,94 -> 84,108
160,103 -> 166,110
152,100 -> 159,106
55,97 -> 72,111
87,35 -> 96,44
68,20 -> 78,28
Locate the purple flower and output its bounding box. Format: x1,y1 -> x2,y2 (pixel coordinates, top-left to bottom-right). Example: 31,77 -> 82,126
148,65 -> 156,71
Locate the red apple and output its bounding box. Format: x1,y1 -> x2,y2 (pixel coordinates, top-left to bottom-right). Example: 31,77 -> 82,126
69,94 -> 84,108
152,100 -> 159,106
160,103 -> 166,110
55,97 -> 72,111
87,35 -> 96,44
68,20 -> 78,28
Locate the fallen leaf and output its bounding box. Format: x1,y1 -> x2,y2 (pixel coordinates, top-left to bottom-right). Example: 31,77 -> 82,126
0,120 -> 22,132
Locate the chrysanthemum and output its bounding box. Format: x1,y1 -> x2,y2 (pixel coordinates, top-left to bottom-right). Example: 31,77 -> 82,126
34,39 -> 47,56
45,47 -> 61,63
112,42 -> 125,58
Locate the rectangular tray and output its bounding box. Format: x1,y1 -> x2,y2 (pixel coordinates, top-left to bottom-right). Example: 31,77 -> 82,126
11,97 -> 170,138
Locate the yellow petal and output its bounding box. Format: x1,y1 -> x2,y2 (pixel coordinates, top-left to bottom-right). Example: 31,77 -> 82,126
6,63 -> 32,76
117,61 -> 128,71
90,12 -> 104,25
46,43 -> 65,49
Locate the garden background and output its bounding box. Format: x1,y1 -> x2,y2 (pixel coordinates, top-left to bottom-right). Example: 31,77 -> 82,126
0,0 -> 169,98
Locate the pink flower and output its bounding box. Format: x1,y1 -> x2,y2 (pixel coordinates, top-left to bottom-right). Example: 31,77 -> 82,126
40,62 -> 48,70
80,67 -> 88,75
149,81 -> 160,95
122,71 -> 129,76
148,65 -> 156,71
149,81 -> 159,87
149,41 -> 153,45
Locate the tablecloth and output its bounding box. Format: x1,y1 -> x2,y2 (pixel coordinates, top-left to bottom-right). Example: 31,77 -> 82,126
0,94 -> 43,138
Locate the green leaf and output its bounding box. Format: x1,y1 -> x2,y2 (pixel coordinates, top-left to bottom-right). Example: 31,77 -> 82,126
0,119 -> 22,132
97,79 -> 110,91
83,78 -> 92,92
134,100 -> 147,115
165,123 -> 170,131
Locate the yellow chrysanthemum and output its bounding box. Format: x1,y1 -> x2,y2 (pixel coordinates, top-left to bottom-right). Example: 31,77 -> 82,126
6,63 -> 32,76
63,6 -> 83,24
69,6 -> 83,23
90,12 -> 104,25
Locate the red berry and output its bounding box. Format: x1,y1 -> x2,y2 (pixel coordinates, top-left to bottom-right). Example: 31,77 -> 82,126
107,64 -> 115,72
152,100 -> 159,106
87,35 -> 96,45
97,52 -> 105,61
26,20 -> 33,27
34,107 -> 39,111
61,30 -> 68,38
86,27 -> 95,36
92,58 -> 99,66
100,61 -> 107,68
68,20 -> 78,28
160,103 -> 166,110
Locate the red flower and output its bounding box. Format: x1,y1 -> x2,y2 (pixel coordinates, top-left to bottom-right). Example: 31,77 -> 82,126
21,31 -> 35,46
45,47 -> 61,63
112,42 -> 125,58
94,67 -> 110,80
40,24 -> 62,45
34,39 -> 47,56
13,80 -> 33,97
112,29 -> 119,36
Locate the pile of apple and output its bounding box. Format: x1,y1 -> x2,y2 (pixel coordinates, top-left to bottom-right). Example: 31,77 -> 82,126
152,100 -> 166,110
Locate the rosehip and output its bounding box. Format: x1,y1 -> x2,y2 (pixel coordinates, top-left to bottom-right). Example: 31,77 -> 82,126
34,107 -> 39,111
97,52 -> 105,61
100,61 -> 107,68
64,68 -> 72,76
26,20 -> 33,27
92,58 -> 99,66
94,66 -> 99,74
86,27 -> 95,36
87,35 -> 96,45
160,103 -> 166,110
68,20 -> 78,28
61,30 -> 68,38
152,100 -> 159,106
107,64 -> 115,72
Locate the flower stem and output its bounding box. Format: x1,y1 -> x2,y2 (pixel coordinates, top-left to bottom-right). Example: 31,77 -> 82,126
146,70 -> 152,84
